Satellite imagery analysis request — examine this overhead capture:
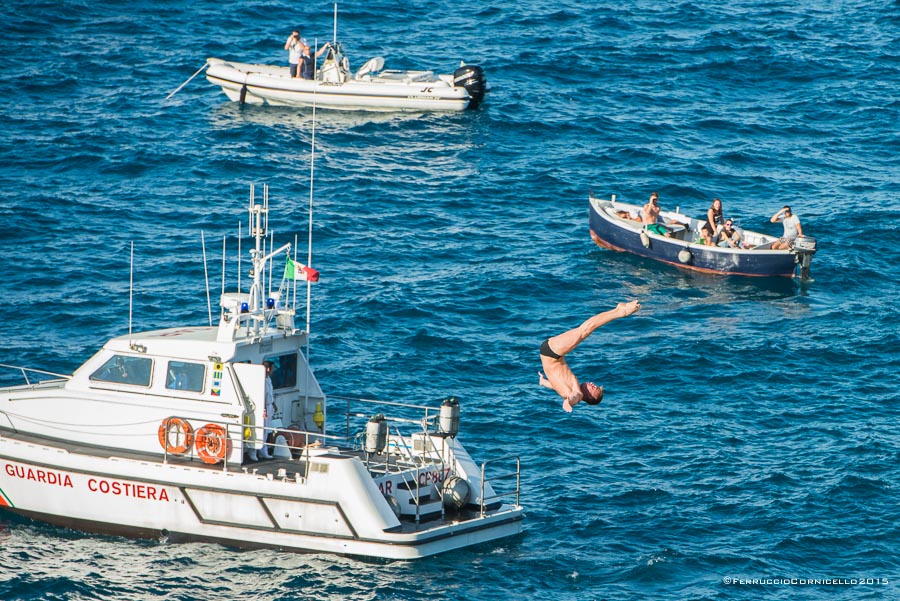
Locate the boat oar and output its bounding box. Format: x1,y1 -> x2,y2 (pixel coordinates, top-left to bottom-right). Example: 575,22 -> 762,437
165,61 -> 209,100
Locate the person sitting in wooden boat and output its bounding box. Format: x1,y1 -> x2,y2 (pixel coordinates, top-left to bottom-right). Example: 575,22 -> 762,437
716,219 -> 744,248
642,192 -> 671,237
769,205 -> 803,250
701,197 -> 725,243
615,208 -> 641,221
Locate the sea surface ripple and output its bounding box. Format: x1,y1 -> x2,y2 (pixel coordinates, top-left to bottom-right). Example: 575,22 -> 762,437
0,0 -> 898,599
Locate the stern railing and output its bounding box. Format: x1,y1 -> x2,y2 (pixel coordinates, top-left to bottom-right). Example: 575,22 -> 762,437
480,454 -> 521,517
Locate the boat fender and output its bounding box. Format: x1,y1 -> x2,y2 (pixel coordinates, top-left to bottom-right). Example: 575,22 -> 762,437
438,396 -> 460,438
640,230 -> 651,248
453,65 -> 486,110
313,402 -> 325,430
442,475 -> 471,510
365,414 -> 388,455
239,84 -> 247,105
678,249 -> 692,264
157,417 -> 194,454
195,423 -> 231,464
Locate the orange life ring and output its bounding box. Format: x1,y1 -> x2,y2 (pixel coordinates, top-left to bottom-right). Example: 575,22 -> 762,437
195,424 -> 231,464
157,417 -> 194,454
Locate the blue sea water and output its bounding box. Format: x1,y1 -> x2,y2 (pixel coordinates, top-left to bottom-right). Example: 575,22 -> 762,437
1,0 -> 898,599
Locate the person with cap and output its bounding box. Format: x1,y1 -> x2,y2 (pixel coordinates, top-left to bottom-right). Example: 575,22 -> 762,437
284,29 -> 304,78
259,360 -> 277,459
244,360 -> 277,462
769,205 -> 804,250
538,300 -> 641,413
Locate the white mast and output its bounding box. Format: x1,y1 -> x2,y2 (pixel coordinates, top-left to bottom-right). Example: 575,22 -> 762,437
332,2 -> 338,45
202,231 -> 212,326
248,186 -> 266,315
306,95 -> 317,335
128,241 -> 134,345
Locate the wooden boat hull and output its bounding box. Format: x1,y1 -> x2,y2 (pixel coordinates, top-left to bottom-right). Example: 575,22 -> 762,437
589,195 -> 811,278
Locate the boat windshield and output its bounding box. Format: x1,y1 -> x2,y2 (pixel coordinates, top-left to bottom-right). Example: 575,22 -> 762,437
90,355 -> 153,387
165,360 -> 205,392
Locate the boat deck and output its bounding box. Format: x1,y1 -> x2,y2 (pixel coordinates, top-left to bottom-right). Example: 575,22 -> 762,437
0,426 -> 444,479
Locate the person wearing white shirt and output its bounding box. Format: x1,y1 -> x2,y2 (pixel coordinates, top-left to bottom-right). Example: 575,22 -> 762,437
770,206 -> 803,250
284,29 -> 304,78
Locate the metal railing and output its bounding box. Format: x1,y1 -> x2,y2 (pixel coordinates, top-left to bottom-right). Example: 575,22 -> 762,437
480,454 -> 521,517
158,415 -> 340,476
0,363 -> 71,387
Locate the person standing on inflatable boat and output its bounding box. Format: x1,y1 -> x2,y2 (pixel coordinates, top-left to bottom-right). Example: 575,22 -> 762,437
284,29 -> 304,78
538,300 -> 641,413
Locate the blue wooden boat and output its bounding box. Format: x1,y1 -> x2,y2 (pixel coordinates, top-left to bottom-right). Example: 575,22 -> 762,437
589,193 -> 817,278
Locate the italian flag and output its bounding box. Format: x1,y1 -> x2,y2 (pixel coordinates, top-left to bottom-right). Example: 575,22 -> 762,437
284,256 -> 320,282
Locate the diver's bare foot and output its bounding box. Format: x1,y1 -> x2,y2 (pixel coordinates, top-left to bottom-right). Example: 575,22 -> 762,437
617,300 -> 641,317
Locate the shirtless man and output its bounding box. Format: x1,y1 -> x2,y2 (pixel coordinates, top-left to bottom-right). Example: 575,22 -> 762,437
538,300 -> 641,412
642,192 -> 670,236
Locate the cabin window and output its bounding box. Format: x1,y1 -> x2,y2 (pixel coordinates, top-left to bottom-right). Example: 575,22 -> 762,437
268,352 -> 297,390
165,361 -> 205,392
90,355 -> 153,387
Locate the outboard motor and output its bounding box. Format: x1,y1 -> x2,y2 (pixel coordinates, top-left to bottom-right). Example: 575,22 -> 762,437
453,65 -> 487,110
792,236 -> 817,279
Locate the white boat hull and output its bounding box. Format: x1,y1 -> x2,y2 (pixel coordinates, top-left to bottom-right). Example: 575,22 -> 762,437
0,187 -> 520,559
206,59 -> 473,112
0,433 -> 523,559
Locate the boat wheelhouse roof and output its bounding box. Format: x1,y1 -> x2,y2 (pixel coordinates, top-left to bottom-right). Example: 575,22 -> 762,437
100,322 -> 304,363
105,326 -> 232,361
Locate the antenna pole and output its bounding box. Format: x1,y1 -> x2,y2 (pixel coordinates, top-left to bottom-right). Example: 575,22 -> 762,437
202,230 -> 212,326
333,2 -> 337,45
264,184 -> 269,240
221,234 -> 226,320
238,220 -> 242,294
292,234 -> 298,312
307,95 -> 316,336
265,184 -> 272,312
128,241 -> 134,344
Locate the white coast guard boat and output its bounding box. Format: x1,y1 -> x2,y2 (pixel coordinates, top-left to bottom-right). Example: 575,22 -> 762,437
205,42 -> 486,112
0,186 -> 522,559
